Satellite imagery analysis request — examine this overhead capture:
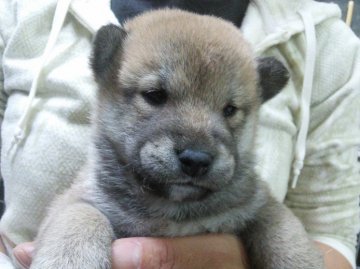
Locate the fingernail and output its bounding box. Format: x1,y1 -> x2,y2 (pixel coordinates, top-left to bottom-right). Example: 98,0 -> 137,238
112,239 -> 142,269
13,243 -> 34,269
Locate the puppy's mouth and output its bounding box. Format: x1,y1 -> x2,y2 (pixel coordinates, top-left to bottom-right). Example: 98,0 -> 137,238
144,181 -> 211,202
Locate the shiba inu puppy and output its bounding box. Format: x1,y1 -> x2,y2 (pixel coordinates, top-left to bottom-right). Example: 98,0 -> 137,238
30,9 -> 323,269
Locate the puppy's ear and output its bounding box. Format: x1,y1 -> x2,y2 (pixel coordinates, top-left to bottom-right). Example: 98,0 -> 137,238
257,57 -> 289,102
91,24 -> 128,84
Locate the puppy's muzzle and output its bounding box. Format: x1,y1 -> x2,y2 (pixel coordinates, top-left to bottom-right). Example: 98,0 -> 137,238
177,149 -> 213,177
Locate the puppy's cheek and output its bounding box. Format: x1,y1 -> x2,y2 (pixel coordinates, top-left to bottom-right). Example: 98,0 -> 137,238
139,137 -> 179,179
121,134 -> 138,160
209,144 -> 235,186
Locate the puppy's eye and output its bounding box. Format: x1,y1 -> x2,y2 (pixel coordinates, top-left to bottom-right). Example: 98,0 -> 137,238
141,88 -> 168,106
223,104 -> 237,118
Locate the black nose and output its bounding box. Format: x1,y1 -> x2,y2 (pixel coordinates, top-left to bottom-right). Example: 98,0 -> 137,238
177,149 -> 213,177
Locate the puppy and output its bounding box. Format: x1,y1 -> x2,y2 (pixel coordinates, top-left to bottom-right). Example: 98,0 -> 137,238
30,9 -> 323,269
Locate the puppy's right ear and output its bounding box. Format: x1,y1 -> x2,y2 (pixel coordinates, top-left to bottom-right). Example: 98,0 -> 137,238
257,57 -> 289,103
91,24 -> 127,84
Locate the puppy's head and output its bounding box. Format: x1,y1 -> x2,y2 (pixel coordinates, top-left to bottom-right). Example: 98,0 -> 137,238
91,10 -> 289,205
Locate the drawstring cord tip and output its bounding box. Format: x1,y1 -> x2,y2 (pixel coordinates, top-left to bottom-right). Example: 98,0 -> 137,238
14,127 -> 25,142
291,159 -> 304,189
7,128 -> 25,155
291,172 -> 300,189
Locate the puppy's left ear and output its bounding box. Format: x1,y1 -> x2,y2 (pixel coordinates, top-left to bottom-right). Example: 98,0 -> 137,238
257,57 -> 290,102
91,24 -> 128,85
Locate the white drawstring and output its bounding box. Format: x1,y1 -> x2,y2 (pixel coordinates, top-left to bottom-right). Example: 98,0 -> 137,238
291,10 -> 317,188
345,0 -> 355,26
9,0 -> 72,152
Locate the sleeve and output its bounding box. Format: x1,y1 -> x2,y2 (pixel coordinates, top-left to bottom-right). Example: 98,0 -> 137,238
0,31 -> 7,124
0,0 -> 11,120
0,252 -> 14,269
0,12 -> 6,183
284,18 -> 360,269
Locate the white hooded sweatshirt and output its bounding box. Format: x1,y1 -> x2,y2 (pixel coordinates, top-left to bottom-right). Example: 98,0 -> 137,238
0,0 -> 359,267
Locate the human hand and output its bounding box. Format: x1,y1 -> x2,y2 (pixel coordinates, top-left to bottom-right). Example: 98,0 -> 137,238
13,242 -> 34,269
14,234 -> 248,269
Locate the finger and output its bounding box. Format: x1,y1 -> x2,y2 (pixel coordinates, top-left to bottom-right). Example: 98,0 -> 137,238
112,234 -> 247,269
13,242 -> 35,269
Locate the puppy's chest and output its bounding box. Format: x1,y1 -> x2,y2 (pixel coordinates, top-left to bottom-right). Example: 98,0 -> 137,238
111,208 -> 245,238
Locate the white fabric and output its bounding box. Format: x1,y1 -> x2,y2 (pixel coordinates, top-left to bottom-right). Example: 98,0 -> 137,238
0,252 -> 15,269
10,0 -> 73,151
0,0 -> 359,267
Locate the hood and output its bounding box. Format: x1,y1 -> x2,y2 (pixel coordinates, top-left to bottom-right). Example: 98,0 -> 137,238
242,0 -> 341,54
8,0 -> 118,152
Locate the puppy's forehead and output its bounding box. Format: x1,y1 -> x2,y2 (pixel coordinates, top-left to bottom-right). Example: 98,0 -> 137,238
120,9 -> 258,102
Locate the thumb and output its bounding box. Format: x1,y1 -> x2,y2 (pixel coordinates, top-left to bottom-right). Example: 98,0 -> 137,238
112,234 -> 247,269
13,242 -> 35,269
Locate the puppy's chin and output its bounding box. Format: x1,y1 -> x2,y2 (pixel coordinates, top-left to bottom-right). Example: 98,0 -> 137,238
167,184 -> 211,202
147,182 -> 211,202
